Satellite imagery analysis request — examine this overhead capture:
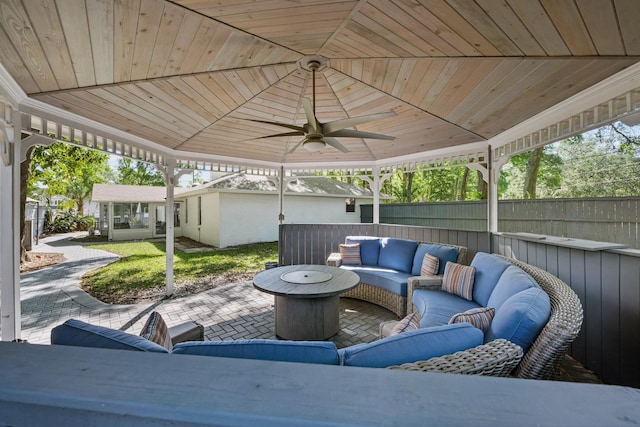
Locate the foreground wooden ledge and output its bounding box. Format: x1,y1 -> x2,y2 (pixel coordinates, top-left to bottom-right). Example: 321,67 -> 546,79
0,342 -> 638,426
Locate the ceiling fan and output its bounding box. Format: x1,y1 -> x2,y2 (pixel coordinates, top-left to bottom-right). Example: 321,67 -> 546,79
249,57 -> 396,153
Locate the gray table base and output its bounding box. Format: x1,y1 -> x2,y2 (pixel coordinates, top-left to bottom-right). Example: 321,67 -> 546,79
275,295 -> 339,340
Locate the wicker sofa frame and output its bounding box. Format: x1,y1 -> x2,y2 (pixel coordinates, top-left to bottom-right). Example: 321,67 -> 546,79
326,241 -> 467,318
401,255 -> 583,379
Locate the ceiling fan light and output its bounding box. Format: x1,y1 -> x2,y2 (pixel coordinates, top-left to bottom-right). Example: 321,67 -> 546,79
303,139 -> 325,152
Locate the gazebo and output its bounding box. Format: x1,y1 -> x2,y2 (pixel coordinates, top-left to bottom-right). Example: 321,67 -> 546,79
2,2 -> 640,337
1,2 -> 640,423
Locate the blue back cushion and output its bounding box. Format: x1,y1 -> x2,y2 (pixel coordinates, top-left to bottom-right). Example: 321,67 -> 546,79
486,287 -> 551,352
486,266 -> 538,311
338,323 -> 483,368
345,236 -> 381,266
50,319 -> 169,353
377,238 -> 419,273
411,243 -> 459,276
172,339 -> 340,365
470,253 -> 513,306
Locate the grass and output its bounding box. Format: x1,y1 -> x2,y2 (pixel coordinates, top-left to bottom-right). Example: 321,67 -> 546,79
81,241 -> 278,303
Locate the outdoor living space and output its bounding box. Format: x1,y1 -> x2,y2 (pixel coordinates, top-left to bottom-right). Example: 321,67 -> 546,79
3,0 -> 640,424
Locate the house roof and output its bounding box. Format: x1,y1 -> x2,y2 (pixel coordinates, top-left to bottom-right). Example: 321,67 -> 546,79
2,1 -> 640,174
91,183 -> 187,203
183,173 -> 379,198
93,174 -> 379,202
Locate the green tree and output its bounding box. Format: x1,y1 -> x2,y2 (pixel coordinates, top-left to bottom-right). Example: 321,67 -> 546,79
29,142 -> 112,215
116,158 -> 165,186
500,146 -> 563,199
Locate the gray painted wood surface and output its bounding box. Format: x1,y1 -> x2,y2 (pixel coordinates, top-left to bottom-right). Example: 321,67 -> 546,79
494,233 -> 640,388
1,342 -> 639,426
362,196 -> 640,249
279,223 -> 490,266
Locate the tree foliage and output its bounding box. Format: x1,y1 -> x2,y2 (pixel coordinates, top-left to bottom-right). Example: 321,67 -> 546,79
116,158 -> 165,186
28,142 -> 112,214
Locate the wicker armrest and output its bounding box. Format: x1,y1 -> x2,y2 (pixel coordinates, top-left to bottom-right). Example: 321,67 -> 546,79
326,252 -> 342,267
406,276 -> 443,313
387,339 -> 523,377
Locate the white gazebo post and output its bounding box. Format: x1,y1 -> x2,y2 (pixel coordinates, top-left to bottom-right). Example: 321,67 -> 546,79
361,167 -> 392,224
158,159 -> 191,297
0,108 -> 21,341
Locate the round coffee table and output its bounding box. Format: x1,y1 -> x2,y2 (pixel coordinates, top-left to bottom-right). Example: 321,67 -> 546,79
253,265 -> 360,340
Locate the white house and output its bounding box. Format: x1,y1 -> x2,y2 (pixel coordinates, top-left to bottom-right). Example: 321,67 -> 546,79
92,173 -> 381,247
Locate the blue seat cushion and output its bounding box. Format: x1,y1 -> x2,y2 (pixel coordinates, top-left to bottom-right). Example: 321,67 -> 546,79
411,243 -> 459,276
470,253 -> 513,307
412,289 -> 481,328
50,319 -> 169,353
172,339 -> 340,365
377,238 -> 419,273
486,287 -> 551,352
340,265 -> 411,297
345,236 -> 381,266
486,265 -> 538,311
338,323 -> 483,368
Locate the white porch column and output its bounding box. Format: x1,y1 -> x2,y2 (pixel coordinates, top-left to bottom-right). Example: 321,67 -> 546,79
372,168 -> 380,224
164,159 -> 176,297
0,111 -> 21,341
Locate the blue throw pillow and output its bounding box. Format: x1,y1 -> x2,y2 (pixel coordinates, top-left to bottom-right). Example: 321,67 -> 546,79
345,236 -> 381,266
377,238 -> 419,273
470,253 -> 513,307
486,287 -> 551,352
51,319 -> 169,353
412,243 -> 459,276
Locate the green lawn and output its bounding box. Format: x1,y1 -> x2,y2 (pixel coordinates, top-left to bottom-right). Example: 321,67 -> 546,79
81,241 -> 278,302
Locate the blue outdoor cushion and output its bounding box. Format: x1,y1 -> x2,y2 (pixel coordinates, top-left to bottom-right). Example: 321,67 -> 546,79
470,253 -> 513,307
411,243 -> 459,276
412,289 -> 481,328
50,319 -> 169,353
486,265 -> 538,311
172,339 -> 340,365
340,265 -> 412,296
338,323 -> 483,368
377,238 -> 419,273
345,236 -> 381,266
486,287 -> 551,352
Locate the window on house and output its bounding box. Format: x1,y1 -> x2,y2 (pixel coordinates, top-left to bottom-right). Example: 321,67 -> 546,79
113,203 -> 149,229
346,198 -> 356,213
185,199 -> 188,224
198,196 -> 202,226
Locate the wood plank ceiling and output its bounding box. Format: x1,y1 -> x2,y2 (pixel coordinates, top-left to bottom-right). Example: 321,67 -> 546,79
0,0 -> 639,166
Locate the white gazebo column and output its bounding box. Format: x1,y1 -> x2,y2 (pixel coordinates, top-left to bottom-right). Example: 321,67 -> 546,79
0,111 -> 21,341
159,159 -> 191,297
361,167 -> 392,224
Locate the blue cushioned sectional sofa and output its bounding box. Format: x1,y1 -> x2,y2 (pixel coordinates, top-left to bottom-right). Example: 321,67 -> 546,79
409,252 -> 551,353
51,319 -> 483,368
326,236 -> 467,317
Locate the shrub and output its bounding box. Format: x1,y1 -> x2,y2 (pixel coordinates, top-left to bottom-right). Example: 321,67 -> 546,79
44,209 -> 95,233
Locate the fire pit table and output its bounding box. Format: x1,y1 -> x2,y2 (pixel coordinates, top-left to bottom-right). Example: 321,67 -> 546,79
253,264 -> 360,340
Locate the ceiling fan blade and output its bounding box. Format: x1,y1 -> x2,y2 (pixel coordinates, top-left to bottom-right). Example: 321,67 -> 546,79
301,98 -> 319,133
324,137 -> 350,153
287,140 -> 304,154
327,129 -> 395,140
255,131 -> 304,139
323,111 -> 396,134
246,119 -> 305,133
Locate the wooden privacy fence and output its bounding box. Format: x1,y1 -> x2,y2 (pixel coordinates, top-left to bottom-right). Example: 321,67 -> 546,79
361,196 -> 640,249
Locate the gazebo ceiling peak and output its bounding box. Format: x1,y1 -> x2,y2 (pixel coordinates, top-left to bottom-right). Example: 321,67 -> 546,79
1,0 -> 640,174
